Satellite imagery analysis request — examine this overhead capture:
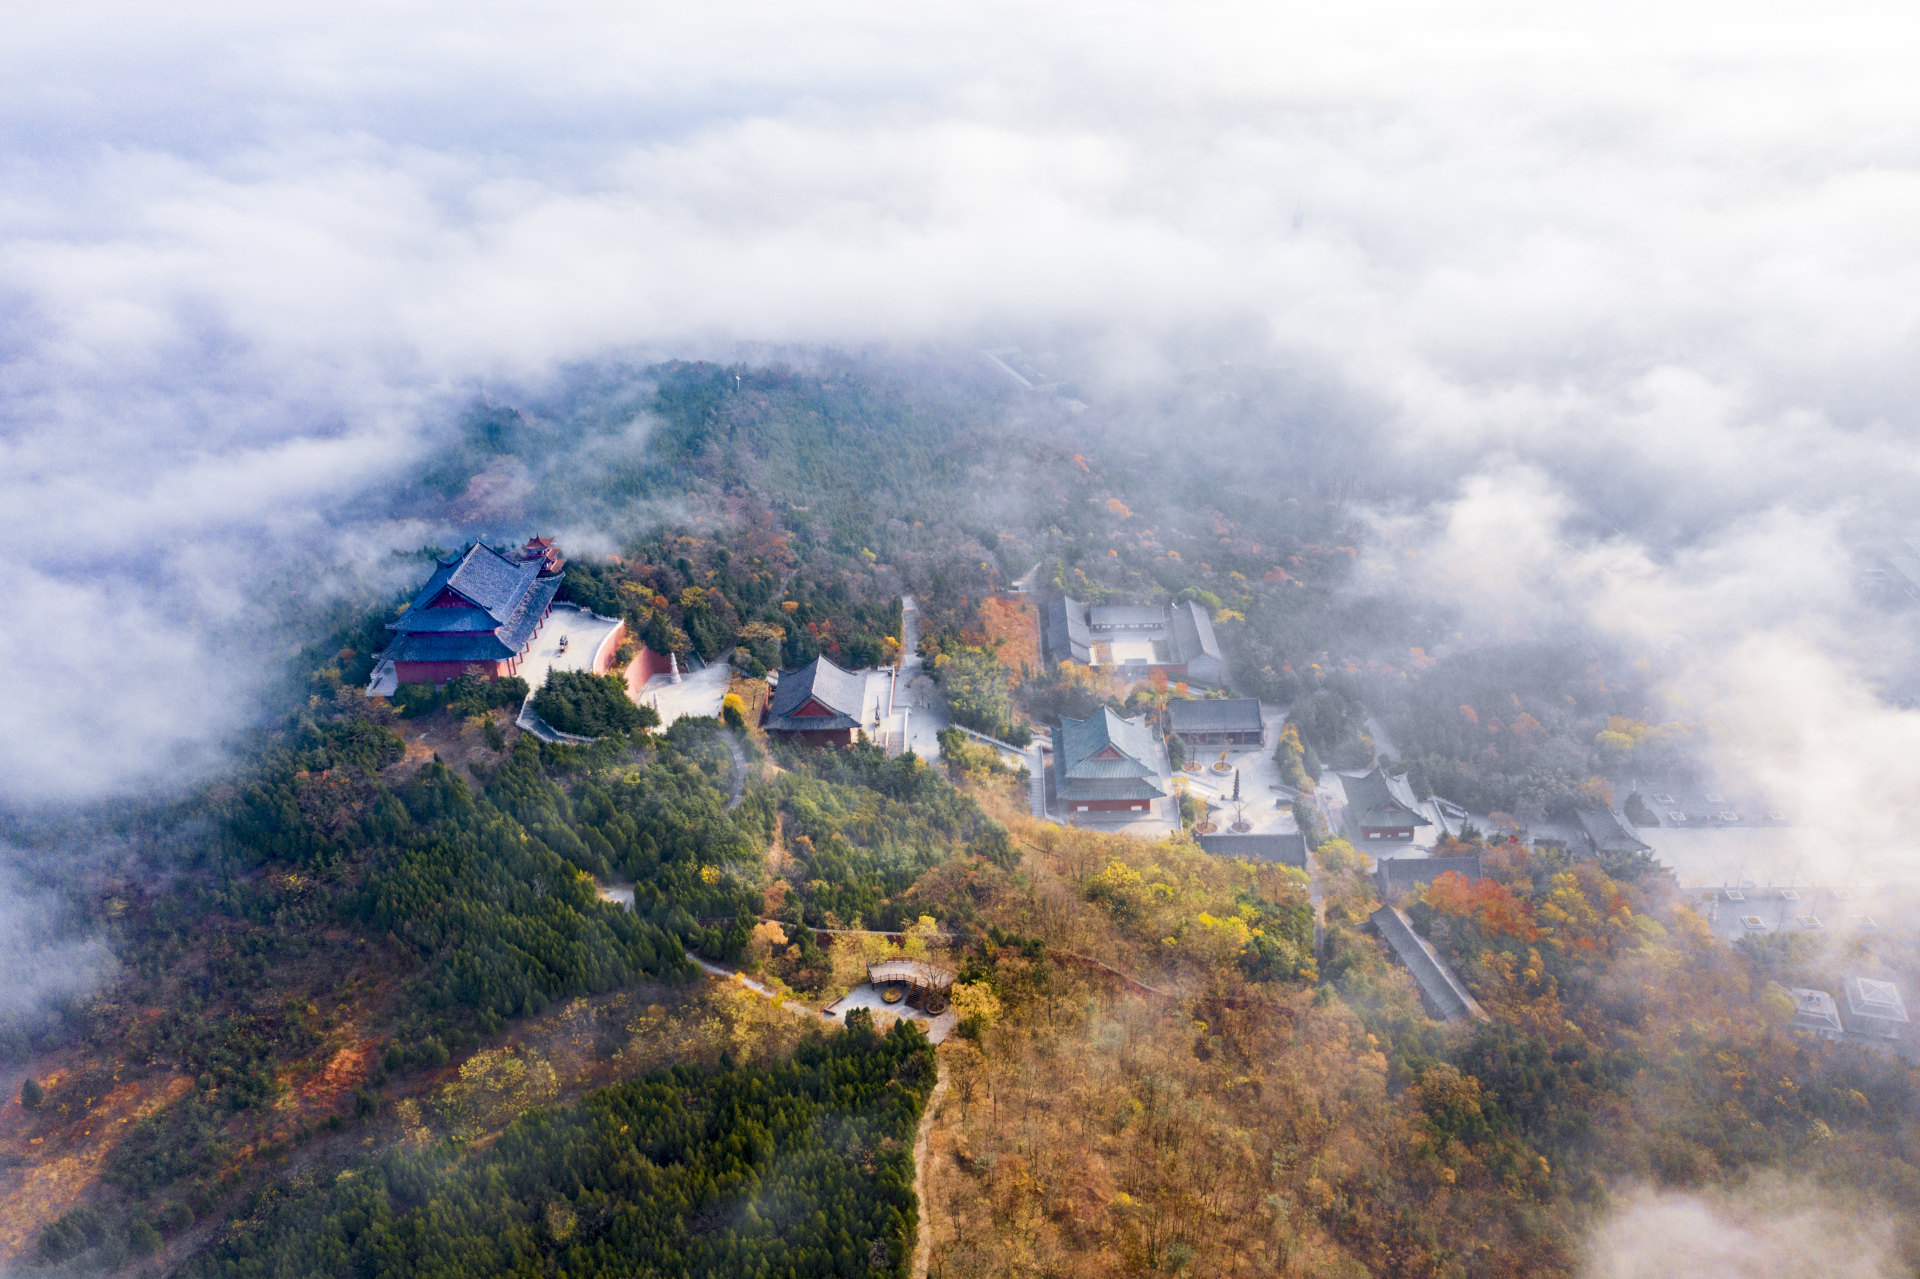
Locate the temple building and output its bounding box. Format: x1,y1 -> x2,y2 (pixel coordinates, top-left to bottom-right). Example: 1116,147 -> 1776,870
1041,597 -> 1225,684
1198,831 -> 1307,868
1168,697 -> 1264,747
764,655 -> 871,746
1054,707 -> 1165,816
1575,806 -> 1652,858
1787,988 -> 1845,1040
1840,976 -> 1911,1043
1341,765 -> 1432,842
1376,854 -> 1484,901
385,539 -> 568,684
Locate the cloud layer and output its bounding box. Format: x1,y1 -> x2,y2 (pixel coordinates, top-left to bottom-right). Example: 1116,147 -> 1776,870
1583,1180 -> 1902,1279
4,0 -> 1920,806
1357,462 -> 1920,880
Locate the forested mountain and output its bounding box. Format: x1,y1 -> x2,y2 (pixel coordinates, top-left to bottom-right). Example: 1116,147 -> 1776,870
4,358 -> 1918,1278
194,1020 -> 934,1279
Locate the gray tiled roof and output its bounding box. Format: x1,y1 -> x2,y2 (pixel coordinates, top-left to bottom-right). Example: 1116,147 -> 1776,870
766,655 -> 867,731
1376,854 -> 1482,898
392,543 -> 549,630
1342,766 -> 1430,830
446,545 -> 545,622
1575,807 -> 1651,854
1789,988 -> 1844,1036
1370,905 -> 1490,1023
1043,597 -> 1092,664
1168,697 -> 1263,734
1168,600 -> 1222,663
1198,832 -> 1306,867
1089,604 -> 1166,629
496,575 -> 562,653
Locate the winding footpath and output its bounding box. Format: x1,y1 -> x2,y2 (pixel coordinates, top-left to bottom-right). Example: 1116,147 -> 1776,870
682,952 -> 832,1023
909,1058 -> 949,1279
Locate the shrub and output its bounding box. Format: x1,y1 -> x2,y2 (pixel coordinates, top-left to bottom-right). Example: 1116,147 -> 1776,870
393,673 -> 527,719
844,633 -> 888,668
534,670 -> 658,738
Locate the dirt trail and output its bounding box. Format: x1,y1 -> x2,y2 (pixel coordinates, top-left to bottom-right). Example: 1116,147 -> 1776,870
684,953 -> 832,1024
909,1056 -> 949,1279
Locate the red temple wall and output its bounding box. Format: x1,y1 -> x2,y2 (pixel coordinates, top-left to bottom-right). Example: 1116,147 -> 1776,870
625,641 -> 671,684
767,727 -> 856,747
394,659 -> 507,685
590,620 -> 629,674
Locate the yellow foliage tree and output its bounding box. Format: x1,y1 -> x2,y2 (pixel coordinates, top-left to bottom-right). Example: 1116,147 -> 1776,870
437,1047 -> 559,1138
1315,838 -> 1361,875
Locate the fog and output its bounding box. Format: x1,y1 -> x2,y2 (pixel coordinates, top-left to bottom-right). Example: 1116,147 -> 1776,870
5,0 -> 1918,810
5,7 -> 1920,1270
0,852 -> 117,1024
0,4 -> 1915,888
1583,1180 -> 1903,1279
1353,463 -> 1920,880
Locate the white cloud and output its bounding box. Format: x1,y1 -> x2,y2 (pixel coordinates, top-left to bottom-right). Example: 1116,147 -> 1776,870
4,0 -> 1920,808
1360,464 -> 1920,878
1583,1181 -> 1900,1279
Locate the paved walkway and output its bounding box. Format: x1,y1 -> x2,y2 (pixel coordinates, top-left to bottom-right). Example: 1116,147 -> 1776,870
518,604 -> 624,691
826,984 -> 957,1043
634,660 -> 729,725
891,595 -> 950,758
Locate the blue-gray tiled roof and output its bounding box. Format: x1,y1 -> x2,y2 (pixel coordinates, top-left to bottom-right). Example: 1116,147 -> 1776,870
1054,707 -> 1165,801
385,631 -> 516,663
388,607 -> 500,634
766,656 -> 867,732
385,542 -> 560,666
392,543 -> 546,629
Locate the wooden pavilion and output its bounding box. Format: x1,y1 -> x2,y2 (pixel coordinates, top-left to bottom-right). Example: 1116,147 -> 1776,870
867,959 -> 955,1014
